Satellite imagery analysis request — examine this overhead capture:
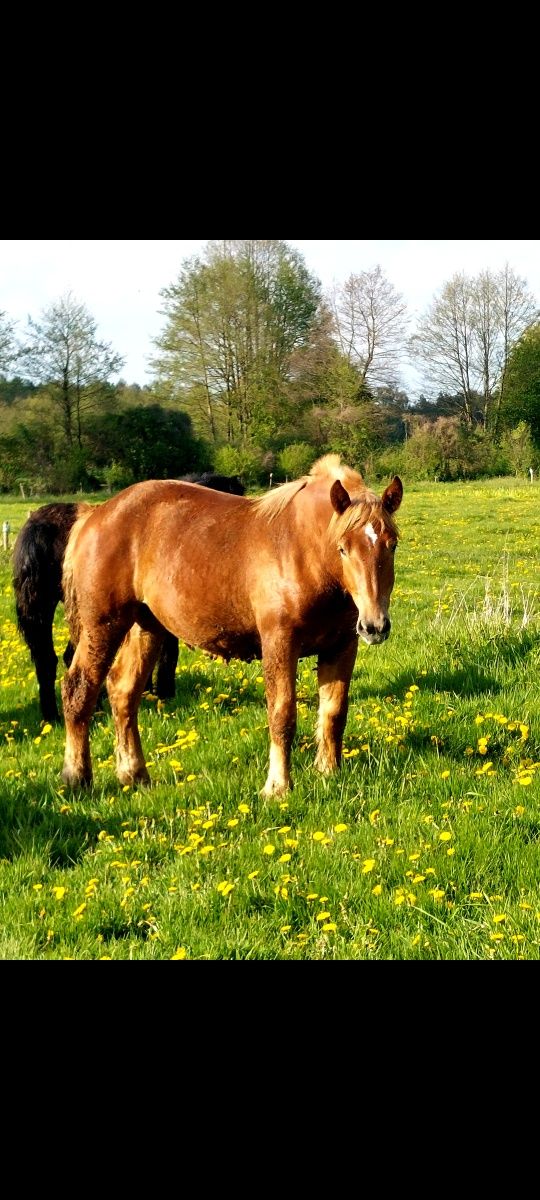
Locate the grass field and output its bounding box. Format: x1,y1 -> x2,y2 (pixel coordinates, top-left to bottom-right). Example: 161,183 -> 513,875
0,478 -> 539,959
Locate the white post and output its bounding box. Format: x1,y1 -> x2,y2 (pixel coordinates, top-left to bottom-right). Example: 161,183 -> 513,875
2,520 -> 10,551
529,467 -> 534,483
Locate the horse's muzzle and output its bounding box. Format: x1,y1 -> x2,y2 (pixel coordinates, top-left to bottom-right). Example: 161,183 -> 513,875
356,616 -> 391,644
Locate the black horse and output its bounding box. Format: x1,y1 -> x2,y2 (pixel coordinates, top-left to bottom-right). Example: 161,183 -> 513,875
12,473 -> 245,722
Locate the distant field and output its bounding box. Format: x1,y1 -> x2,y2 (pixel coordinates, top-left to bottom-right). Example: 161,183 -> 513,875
0,477 -> 539,959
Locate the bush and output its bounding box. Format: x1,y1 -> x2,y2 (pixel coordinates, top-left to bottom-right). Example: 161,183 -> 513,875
276,442 -> 317,480
213,445 -> 266,487
102,461 -> 135,491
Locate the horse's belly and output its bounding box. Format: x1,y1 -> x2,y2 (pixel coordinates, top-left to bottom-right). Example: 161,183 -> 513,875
199,630 -> 262,662
154,602 -> 261,663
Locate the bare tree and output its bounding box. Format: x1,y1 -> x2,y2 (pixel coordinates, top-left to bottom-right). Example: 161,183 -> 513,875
411,266 -> 537,430
409,273 -> 477,423
328,266 -> 409,390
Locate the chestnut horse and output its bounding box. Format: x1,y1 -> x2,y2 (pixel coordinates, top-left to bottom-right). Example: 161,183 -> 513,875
61,455 -> 402,796
12,474 -> 245,721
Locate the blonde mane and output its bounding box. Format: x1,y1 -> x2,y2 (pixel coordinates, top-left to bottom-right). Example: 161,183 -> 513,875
253,454 -> 370,521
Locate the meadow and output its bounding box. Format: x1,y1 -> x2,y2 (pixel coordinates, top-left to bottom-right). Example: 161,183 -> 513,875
0,477 -> 539,960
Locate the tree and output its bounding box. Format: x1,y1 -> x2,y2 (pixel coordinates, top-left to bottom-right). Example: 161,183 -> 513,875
85,405 -> 208,481
499,422 -> 537,475
19,291 -> 124,447
0,310 -> 17,373
328,266 -> 409,389
410,266 -> 537,431
500,322 -> 540,447
151,240 -> 321,447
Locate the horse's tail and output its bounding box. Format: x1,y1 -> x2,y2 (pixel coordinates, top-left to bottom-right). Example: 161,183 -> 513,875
12,503 -> 90,648
62,506 -> 95,647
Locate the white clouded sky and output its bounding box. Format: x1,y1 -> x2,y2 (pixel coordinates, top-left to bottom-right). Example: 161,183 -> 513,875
2,240 -> 539,397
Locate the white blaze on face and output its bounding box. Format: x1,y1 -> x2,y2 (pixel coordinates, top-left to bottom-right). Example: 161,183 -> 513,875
365,522 -> 378,545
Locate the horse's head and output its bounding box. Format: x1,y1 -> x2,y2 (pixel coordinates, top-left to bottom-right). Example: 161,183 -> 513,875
330,476 -> 403,645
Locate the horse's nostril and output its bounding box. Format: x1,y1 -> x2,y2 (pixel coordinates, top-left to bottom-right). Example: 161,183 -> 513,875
382,616 -> 391,635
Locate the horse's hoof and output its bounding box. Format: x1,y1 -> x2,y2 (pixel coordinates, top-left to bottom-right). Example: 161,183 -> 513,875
61,768 -> 92,788
260,780 -> 292,797
117,768 -> 152,787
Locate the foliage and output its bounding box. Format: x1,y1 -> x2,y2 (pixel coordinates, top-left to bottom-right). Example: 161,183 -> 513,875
501,322 -> 540,448
212,442 -> 266,486
18,291 -> 124,448
276,442 -> 317,479
499,422 -> 538,476
401,417 -> 507,481
0,311 -> 17,372
85,405 -> 208,482
151,240 -> 321,446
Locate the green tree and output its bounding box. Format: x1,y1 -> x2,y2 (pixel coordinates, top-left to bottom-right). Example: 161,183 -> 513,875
499,422 -> 537,476
19,291 -> 124,447
0,310 -> 17,373
85,404 -> 207,481
151,240 -> 321,447
500,322 -> 540,448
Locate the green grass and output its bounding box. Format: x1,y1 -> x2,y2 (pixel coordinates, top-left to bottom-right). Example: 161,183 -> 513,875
1,478 -> 539,959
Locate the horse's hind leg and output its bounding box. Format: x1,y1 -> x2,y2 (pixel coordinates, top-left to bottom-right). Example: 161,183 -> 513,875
18,603 -> 60,723
154,632 -> 179,699
107,623 -> 164,786
61,625 -> 126,787
314,639 -> 358,775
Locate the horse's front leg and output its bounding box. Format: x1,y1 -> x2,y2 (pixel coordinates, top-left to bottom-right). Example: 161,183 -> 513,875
106,623 -> 164,785
261,633 -> 299,797
314,638 -> 358,775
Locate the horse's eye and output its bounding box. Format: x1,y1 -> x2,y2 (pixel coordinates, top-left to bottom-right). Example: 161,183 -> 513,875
338,545 -> 347,557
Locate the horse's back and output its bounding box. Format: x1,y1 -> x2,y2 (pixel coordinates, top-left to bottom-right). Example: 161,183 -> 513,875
64,480 -> 260,656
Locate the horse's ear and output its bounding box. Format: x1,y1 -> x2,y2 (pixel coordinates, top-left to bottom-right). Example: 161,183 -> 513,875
330,479 -> 351,515
382,476 -> 403,514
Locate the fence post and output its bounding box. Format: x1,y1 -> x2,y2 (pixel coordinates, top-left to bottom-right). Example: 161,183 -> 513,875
2,520 -> 10,550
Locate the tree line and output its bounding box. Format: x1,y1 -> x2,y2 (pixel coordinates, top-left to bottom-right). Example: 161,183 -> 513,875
1,239 -> 539,493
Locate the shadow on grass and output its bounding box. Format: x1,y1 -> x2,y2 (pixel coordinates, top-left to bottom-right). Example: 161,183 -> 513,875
355,628 -> 540,702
